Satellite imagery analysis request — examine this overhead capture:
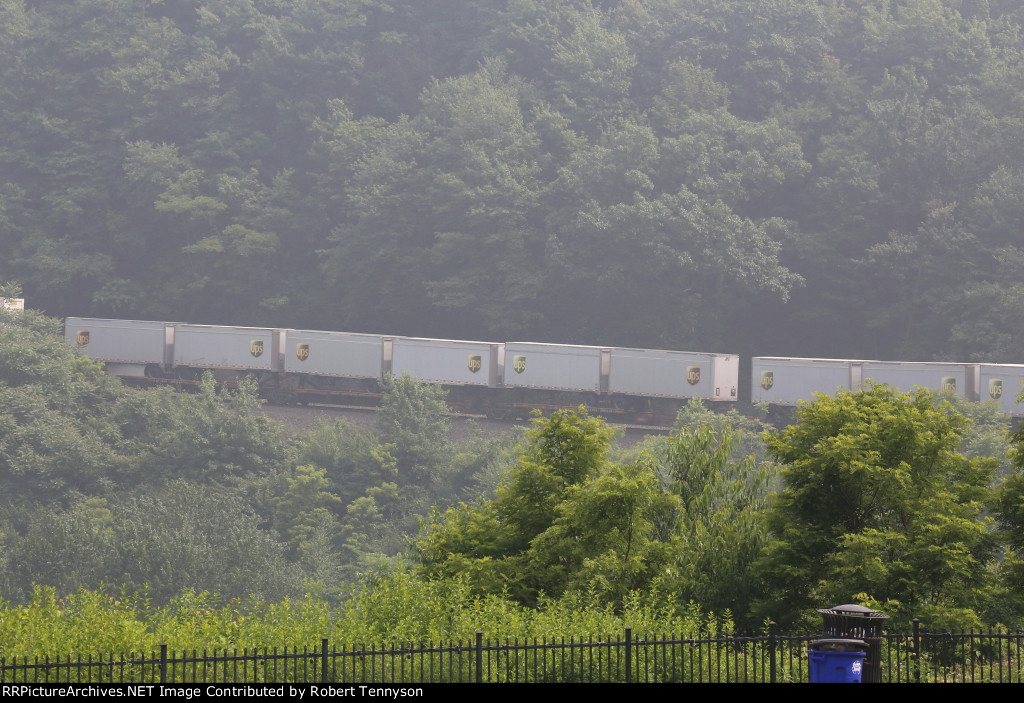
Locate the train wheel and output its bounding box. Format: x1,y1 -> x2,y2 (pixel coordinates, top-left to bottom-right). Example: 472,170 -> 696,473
486,405 -> 513,421
174,367 -> 198,381
581,393 -> 601,413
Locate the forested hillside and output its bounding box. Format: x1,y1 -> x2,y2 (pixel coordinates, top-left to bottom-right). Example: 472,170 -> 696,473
3,0 -> 1023,361
0,309 -> 521,604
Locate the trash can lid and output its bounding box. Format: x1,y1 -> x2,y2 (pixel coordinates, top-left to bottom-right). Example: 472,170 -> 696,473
816,604 -> 889,619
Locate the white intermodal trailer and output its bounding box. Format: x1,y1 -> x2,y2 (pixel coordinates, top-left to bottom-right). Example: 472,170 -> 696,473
173,324 -> 283,375
608,348 -> 738,402
392,337 -> 503,388
751,357 -> 1015,410
64,317 -> 174,378
284,329 -> 386,380
751,357 -> 861,405
975,364 -> 1024,415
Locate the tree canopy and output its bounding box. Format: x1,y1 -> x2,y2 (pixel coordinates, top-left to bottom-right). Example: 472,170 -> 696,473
4,1 -> 1024,360
757,383 -> 997,629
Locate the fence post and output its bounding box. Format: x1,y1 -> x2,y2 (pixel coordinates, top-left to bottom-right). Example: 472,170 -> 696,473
475,631 -> 483,684
625,627 -> 632,683
912,618 -> 920,684
321,638 -> 329,683
768,622 -> 777,684
159,644 -> 167,684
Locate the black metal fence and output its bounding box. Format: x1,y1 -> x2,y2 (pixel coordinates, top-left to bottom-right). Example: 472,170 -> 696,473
3,622 -> 1023,683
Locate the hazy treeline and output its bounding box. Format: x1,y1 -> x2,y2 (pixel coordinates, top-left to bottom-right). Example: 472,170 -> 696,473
3,0 -> 1024,361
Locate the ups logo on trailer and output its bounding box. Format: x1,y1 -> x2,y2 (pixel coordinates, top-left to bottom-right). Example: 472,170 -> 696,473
75,330 -> 90,347
941,376 -> 956,393
250,339 -> 264,358
296,343 -> 310,362
467,354 -> 482,373
512,355 -> 527,374
989,378 -> 1003,400
686,366 -> 701,386
760,370 -> 774,391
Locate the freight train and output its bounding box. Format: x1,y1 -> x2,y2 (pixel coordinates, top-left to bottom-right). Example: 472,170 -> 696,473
63,317 -> 738,421
62,317 -> 1024,420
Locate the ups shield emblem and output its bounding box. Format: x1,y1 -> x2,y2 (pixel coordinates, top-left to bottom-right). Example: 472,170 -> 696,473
75,330 -> 90,347
250,339 -> 264,358
989,378 -> 1003,400
512,355 -> 527,374
467,354 -> 482,374
296,343 -> 310,362
686,366 -> 701,386
760,370 -> 774,391
941,376 -> 956,393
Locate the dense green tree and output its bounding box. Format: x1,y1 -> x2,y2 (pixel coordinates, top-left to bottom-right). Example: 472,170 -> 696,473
375,372 -> 453,485
415,408 -> 680,606
122,373 -> 286,483
526,456 -> 677,606
272,464 -> 343,554
0,311 -> 136,503
492,407 -> 613,549
657,424 -> 777,629
290,418 -> 397,503
2,484 -> 300,604
990,385 -> 1024,624
320,60 -> 548,337
756,383 -> 997,630
416,408 -> 603,595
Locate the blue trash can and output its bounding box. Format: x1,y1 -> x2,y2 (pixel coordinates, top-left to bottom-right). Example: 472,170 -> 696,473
808,649 -> 867,683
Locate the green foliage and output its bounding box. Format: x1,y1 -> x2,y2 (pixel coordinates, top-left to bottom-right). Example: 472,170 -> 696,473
0,281 -> 22,299
290,418 -> 395,503
527,457 -> 677,606
122,372 -> 286,484
272,465 -> 343,554
757,383 -> 997,630
493,407 -> 614,551
5,0 -> 1023,361
376,372 -> 452,484
0,311 -> 135,503
2,483 -> 300,604
417,408 -> 605,601
990,386 -> 1024,623
657,422 -> 777,629
0,573 -> 723,667
417,408 -> 681,607
671,398 -> 774,466
450,422 -> 528,501
939,391 -> 1012,475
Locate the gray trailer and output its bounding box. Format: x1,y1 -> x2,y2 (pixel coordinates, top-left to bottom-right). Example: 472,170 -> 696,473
860,361 -> 973,398
752,357 -> 861,405
503,342 -> 603,393
392,337 -> 502,387
173,324 -> 283,372
974,364 -> 1024,415
284,329 -> 385,379
65,317 -> 173,376
609,348 -> 738,401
